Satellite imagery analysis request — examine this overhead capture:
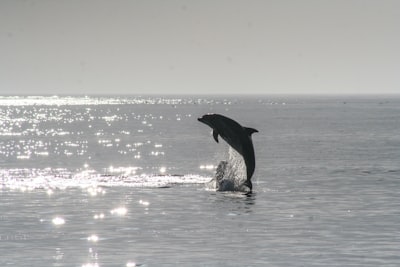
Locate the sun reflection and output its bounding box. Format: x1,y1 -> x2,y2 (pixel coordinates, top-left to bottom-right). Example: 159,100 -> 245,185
16,155 -> 30,159
52,217 -> 65,225
81,263 -> 99,267
139,200 -> 150,206
1,167 -> 210,189
200,164 -> 216,170
53,247 -> 64,260
87,187 -> 106,196
159,167 -> 166,174
87,234 -> 99,242
110,207 -> 127,216
107,166 -> 139,176
94,213 -> 105,220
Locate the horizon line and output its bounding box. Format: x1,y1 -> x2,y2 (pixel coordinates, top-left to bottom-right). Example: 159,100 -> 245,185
1,92 -> 400,97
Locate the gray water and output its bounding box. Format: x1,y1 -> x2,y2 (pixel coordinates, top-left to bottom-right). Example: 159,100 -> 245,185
1,95 -> 399,266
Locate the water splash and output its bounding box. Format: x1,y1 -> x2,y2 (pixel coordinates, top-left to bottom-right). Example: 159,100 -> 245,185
227,146 -> 247,182
207,147 -> 248,191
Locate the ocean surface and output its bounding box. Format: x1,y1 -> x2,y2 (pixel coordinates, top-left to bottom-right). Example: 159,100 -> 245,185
0,95 -> 399,267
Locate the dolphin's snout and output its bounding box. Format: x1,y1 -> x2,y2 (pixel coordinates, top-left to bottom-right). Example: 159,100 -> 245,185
198,116 -> 207,123
198,114 -> 213,124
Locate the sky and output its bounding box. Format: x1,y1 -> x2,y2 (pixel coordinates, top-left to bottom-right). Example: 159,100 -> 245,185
0,0 -> 399,95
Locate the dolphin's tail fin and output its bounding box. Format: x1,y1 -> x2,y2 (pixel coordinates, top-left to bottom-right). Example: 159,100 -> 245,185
244,127 -> 258,136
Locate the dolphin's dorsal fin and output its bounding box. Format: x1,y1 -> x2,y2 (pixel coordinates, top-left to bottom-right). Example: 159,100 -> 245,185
244,127 -> 258,136
213,129 -> 219,143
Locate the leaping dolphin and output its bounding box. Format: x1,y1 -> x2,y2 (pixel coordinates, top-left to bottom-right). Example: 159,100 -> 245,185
198,114 -> 258,191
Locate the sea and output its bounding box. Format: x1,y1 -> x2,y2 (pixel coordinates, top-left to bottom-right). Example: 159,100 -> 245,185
0,95 -> 399,267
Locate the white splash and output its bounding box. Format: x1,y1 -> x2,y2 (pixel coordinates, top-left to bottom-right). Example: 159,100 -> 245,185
226,147 -> 247,183
207,147 -> 248,191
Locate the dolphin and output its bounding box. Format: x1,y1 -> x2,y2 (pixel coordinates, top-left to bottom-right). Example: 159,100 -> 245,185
198,114 -> 258,191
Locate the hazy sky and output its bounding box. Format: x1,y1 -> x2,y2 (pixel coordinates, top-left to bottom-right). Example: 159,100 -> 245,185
1,0 -> 399,95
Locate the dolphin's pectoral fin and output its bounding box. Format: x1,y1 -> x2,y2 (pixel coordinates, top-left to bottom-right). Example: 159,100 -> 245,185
213,129 -> 219,143
244,127 -> 258,136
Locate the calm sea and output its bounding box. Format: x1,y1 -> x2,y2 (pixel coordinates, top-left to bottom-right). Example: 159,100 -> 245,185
1,95 -> 399,266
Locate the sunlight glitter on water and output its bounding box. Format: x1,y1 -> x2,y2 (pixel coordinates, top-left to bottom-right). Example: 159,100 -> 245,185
200,164 -> 216,170
159,166 -> 167,174
81,263 -> 99,267
87,234 -> 99,242
0,167 -> 210,190
52,217 -> 65,225
110,207 -> 128,216
93,213 -> 105,220
0,95 -> 226,106
139,199 -> 150,206
87,187 -> 106,197
107,166 -> 140,176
